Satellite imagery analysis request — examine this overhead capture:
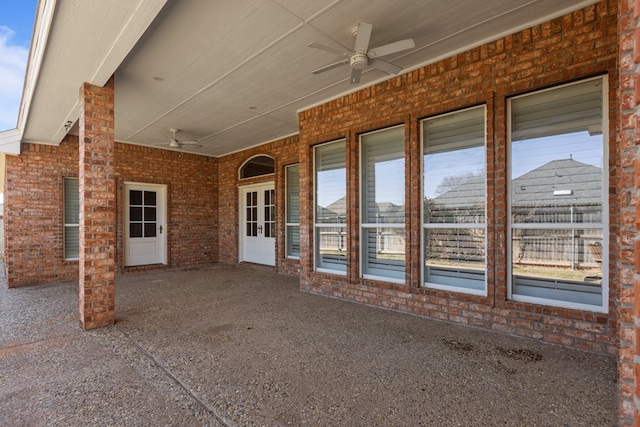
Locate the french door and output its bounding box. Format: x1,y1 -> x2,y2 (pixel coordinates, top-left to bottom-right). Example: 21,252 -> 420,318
240,183 -> 275,266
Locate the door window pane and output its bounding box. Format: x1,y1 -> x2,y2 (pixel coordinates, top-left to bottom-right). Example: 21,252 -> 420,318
264,189 -> 275,238
144,207 -> 156,222
130,190 -> 142,205
144,191 -> 156,206
144,223 -> 157,237
130,223 -> 143,238
246,191 -> 258,237
130,207 -> 142,222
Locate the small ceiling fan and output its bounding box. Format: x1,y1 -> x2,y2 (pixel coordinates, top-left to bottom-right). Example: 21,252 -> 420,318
309,22 -> 415,84
163,128 -> 201,149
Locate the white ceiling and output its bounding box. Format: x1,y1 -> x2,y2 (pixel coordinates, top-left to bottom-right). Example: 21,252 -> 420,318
19,0 -> 598,157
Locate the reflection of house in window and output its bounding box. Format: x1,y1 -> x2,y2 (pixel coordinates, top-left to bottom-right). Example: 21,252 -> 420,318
369,202 -> 405,255
511,158 -> 602,269
317,197 -> 347,252
429,158 -> 602,272
425,174 -> 485,267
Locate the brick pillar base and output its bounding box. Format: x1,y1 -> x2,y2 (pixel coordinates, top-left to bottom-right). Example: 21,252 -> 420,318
78,77 -> 116,329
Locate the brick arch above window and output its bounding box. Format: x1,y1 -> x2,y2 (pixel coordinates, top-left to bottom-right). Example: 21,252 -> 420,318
239,155 -> 275,179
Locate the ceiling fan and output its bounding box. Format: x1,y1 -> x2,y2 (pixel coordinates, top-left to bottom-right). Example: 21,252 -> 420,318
309,22 -> 415,84
163,128 -> 201,149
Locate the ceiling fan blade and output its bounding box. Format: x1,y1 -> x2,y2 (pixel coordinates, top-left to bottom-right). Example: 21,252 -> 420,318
308,41 -> 349,56
368,38 -> 416,58
311,59 -> 349,74
370,58 -> 403,75
354,22 -> 373,53
180,140 -> 201,146
350,67 -> 362,84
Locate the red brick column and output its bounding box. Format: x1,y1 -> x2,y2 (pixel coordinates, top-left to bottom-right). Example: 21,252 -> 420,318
633,0 -> 640,422
78,77 -> 116,329
619,0 -> 640,424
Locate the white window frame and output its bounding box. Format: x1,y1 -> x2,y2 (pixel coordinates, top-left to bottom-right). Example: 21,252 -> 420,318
63,177 -> 79,261
285,164 -> 300,259
314,140 -> 347,275
507,76 -> 609,312
360,125 -> 406,284
421,105 -> 487,296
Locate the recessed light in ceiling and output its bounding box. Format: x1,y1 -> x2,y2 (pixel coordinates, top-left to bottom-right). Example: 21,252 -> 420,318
249,106 -> 257,110
153,76 -> 164,81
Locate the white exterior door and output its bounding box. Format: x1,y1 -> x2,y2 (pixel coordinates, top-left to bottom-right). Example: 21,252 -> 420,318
240,183 -> 275,266
124,183 -> 167,266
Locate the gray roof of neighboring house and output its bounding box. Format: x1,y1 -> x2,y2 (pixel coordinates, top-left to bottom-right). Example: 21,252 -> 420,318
319,198 -> 404,222
512,158 -> 601,206
433,159 -> 602,208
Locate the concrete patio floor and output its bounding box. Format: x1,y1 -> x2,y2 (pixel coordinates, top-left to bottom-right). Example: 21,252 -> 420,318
0,264 -> 617,426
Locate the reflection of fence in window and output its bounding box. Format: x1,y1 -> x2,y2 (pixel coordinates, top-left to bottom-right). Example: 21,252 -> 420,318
512,229 -> 601,268
512,203 -> 601,224
318,228 -> 346,252
425,228 -> 484,267
377,230 -> 404,255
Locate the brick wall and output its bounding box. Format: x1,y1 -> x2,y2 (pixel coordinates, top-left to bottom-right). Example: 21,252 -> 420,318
4,141 -> 80,286
217,135 -> 300,275
298,1 -> 619,354
115,143 -> 218,269
4,136 -> 218,287
618,0 -> 639,423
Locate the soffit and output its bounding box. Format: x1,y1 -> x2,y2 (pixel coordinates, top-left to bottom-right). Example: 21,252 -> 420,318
20,0 -> 599,157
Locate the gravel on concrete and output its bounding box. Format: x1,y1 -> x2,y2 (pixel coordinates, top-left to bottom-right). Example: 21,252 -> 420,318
0,264 -> 617,426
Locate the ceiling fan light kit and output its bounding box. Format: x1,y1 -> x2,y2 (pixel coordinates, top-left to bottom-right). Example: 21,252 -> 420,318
310,22 -> 415,84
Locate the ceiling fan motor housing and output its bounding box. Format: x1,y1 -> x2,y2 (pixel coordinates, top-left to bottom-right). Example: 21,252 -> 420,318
350,53 -> 368,70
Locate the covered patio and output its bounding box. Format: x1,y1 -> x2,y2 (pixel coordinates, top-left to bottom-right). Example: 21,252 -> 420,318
0,265 -> 616,425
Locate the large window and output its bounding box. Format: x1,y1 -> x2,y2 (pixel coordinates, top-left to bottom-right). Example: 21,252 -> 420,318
360,126 -> 405,282
314,140 -> 347,273
286,164 -> 300,258
509,77 -> 606,310
422,106 -> 486,294
63,177 -> 79,260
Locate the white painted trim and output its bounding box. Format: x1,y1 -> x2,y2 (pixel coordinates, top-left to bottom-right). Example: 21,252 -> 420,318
17,0 -> 57,137
0,129 -> 22,155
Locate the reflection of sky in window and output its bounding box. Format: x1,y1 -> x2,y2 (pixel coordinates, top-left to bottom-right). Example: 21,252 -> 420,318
424,146 -> 484,199
374,158 -> 404,206
511,131 -> 602,178
317,168 -> 345,208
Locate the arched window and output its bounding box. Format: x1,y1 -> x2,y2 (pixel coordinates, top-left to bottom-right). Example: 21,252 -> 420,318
240,155 -> 275,179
